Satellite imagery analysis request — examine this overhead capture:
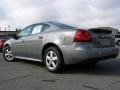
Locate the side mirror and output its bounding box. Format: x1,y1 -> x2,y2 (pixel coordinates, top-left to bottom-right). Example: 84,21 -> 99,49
12,34 -> 19,39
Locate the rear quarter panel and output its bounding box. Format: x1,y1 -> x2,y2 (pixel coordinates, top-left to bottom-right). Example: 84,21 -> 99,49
44,30 -> 76,45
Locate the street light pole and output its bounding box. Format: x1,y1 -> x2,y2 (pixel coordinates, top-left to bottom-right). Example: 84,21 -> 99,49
8,25 -> 10,31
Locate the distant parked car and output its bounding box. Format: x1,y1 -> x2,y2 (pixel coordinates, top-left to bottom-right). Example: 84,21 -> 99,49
0,35 -> 11,50
115,34 -> 120,46
2,21 -> 119,73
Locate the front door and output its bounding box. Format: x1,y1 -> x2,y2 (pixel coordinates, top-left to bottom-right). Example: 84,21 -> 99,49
12,25 -> 33,57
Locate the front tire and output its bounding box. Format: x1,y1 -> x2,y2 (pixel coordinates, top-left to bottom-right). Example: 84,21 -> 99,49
3,46 -> 14,62
44,46 -> 64,73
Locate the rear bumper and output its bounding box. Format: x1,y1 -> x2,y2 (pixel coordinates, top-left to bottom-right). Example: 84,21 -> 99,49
59,44 -> 119,64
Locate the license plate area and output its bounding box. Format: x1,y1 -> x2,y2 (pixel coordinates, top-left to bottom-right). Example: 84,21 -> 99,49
99,38 -> 112,47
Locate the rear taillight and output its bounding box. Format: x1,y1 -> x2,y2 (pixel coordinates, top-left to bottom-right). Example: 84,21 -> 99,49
74,29 -> 91,42
0,40 -> 6,47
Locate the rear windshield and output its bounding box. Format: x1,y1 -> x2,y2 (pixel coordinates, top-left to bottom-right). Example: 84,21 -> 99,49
89,29 -> 112,34
50,22 -> 76,29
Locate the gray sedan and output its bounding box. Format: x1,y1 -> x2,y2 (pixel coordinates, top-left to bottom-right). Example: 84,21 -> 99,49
2,21 -> 119,73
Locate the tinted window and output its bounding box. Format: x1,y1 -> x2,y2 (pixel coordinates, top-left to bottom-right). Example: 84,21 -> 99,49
32,25 -> 43,34
42,24 -> 50,32
18,26 -> 32,37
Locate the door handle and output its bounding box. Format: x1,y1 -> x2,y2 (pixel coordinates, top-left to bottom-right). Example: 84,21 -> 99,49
39,37 -> 43,39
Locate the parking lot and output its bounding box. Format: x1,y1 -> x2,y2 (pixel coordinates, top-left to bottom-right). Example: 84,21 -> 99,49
0,52 -> 120,90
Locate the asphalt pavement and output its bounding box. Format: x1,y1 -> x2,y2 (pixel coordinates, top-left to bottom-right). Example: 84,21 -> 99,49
0,53 -> 120,90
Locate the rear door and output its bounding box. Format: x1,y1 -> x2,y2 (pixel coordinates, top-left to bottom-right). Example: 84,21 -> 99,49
89,28 -> 115,48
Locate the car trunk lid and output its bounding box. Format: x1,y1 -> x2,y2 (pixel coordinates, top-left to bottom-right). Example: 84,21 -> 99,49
88,28 -> 115,48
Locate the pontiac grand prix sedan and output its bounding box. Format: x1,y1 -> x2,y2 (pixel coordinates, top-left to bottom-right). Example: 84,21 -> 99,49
2,21 -> 119,73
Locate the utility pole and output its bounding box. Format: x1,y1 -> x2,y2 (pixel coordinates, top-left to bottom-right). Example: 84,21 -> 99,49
8,25 -> 10,31
5,27 -> 6,31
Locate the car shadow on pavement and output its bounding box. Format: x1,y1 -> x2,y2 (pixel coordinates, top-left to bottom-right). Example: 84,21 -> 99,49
15,58 -> 120,76
62,58 -> 120,76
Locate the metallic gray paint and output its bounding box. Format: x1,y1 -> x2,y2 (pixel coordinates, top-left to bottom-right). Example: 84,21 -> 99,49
3,22 -> 119,65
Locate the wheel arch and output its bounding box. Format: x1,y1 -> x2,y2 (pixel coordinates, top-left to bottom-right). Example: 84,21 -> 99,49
4,44 -> 10,48
42,43 -> 64,63
2,44 -> 11,52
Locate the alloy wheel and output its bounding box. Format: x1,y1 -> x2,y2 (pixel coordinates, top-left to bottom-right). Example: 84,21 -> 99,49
4,47 -> 13,61
46,50 -> 58,70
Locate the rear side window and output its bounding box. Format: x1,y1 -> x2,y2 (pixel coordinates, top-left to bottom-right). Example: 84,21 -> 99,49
50,22 -> 76,29
42,24 -> 50,32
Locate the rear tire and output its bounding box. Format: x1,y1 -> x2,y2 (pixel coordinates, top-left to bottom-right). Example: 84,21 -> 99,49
3,46 -> 14,62
44,46 -> 64,73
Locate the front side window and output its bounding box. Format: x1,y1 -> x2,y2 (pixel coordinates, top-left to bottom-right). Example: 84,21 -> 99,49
18,26 -> 32,37
32,25 -> 43,35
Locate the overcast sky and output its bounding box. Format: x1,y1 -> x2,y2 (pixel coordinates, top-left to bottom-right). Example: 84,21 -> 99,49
0,0 -> 120,30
